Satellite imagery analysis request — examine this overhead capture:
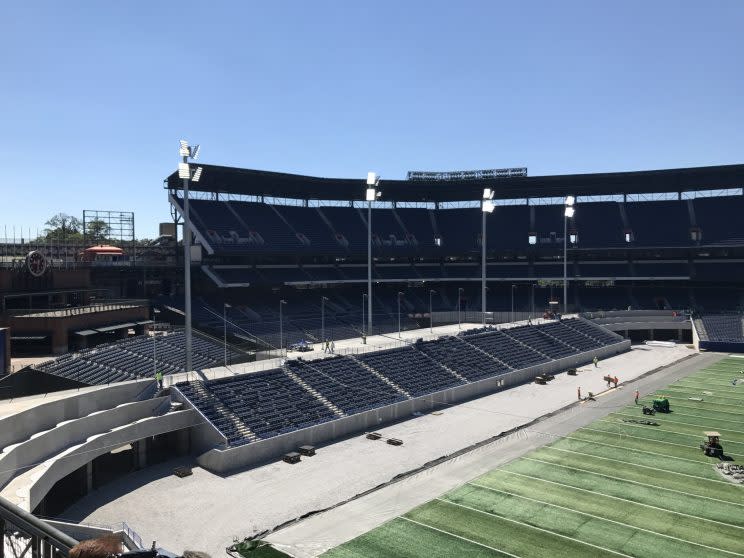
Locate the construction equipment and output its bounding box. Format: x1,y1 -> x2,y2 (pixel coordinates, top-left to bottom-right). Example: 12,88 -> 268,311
642,405 -> 656,415
652,397 -> 670,413
700,431 -> 723,458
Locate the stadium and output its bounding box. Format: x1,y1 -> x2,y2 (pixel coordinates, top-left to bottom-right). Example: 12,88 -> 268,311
1,152 -> 744,558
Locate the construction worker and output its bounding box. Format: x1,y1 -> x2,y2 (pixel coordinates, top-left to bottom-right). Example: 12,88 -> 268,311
324,339 -> 330,353
593,356 -> 599,368
155,370 -> 163,390
577,386 -> 582,401
330,340 -> 335,354
613,376 -> 619,388
635,389 -> 640,404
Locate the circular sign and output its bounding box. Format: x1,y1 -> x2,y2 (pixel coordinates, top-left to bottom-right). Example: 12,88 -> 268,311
26,251 -> 47,277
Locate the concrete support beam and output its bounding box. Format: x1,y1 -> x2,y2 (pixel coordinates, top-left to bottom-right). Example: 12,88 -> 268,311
85,462 -> 93,494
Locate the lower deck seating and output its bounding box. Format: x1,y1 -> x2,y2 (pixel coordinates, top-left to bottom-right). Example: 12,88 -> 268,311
285,356 -> 406,414
178,318 -> 625,446
357,346 -> 465,396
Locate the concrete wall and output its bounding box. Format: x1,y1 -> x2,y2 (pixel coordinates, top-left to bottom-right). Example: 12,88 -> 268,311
22,410 -> 197,511
196,337 -> 630,473
0,397 -> 170,490
0,379 -> 152,450
9,305 -> 150,354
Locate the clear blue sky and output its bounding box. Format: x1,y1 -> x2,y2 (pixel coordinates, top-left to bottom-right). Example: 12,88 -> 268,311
1,1 -> 742,239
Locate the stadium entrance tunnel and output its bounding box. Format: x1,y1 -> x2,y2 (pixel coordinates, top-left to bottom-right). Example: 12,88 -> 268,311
33,431 -> 190,517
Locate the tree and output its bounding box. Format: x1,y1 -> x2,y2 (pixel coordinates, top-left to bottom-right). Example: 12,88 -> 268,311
86,219 -> 111,244
44,213 -> 83,241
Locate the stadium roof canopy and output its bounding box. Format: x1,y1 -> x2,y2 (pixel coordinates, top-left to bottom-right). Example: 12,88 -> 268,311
165,163 -> 744,202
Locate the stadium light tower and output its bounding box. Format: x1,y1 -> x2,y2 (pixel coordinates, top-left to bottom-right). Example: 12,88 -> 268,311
366,172 -> 381,334
397,291 -> 404,338
178,140 -> 203,375
564,196 -> 576,315
361,293 -> 367,342
481,189 -> 495,325
321,296 -> 329,347
279,299 -> 287,354
223,302 -> 231,366
429,289 -> 437,333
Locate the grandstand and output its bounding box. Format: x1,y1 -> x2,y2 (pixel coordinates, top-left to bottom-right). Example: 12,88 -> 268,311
173,317 -> 626,453
33,330 -> 245,385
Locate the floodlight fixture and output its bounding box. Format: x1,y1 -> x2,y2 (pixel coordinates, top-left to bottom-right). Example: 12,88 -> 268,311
190,144 -> 201,160
367,172 -> 379,186
482,200 -> 495,213
564,206 -> 575,218
179,140 -> 190,157
366,188 -> 376,201
482,188 -> 494,200
178,162 -> 191,179
191,166 -> 203,182
565,195 -> 575,206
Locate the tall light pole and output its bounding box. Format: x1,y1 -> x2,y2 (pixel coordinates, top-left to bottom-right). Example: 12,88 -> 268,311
279,299 -> 287,354
458,287 -> 464,329
481,189 -> 495,325
223,302 -> 231,365
429,289 -> 436,333
321,296 -> 328,346
178,140 -> 203,374
564,196 -> 576,315
511,284 -> 516,322
366,172 -> 381,334
361,293 -> 367,342
397,291 -> 404,338
152,309 -> 160,377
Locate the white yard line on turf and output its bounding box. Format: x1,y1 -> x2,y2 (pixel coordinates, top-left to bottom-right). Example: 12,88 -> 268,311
434,498 -> 635,558
578,426 -> 744,459
493,469 -> 744,529
610,410 -> 744,430
398,516 -> 521,558
596,419 -> 744,444
563,435 -> 715,465
465,483 -> 744,557
541,446 -> 744,487
521,456 -> 744,508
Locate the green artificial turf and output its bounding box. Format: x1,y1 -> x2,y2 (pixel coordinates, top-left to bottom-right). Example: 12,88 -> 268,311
323,357 -> 744,557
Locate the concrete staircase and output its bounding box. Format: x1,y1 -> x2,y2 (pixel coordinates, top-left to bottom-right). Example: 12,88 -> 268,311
282,366 -> 345,417
189,381 -> 258,442
348,355 -> 412,398
454,335 -> 513,370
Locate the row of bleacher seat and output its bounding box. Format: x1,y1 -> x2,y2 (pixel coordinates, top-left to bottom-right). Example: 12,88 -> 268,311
177,317 -> 624,446
35,331 -> 241,386
698,314 -> 744,342
174,195 -> 744,256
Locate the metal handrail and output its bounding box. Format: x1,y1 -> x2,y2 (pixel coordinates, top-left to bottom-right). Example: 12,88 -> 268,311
0,495 -> 78,554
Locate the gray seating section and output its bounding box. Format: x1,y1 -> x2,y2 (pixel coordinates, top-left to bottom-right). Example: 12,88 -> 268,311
413,336 -> 510,381
461,329 -> 549,369
357,346 -> 465,396
35,331 -> 241,386
178,318 -> 625,446
700,314 -> 744,342
285,356 -> 406,414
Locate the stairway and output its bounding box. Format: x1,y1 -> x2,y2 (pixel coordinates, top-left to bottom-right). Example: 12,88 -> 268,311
190,381 -> 258,442
348,355 -> 411,398
454,335 -> 513,370
282,366 -> 345,417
